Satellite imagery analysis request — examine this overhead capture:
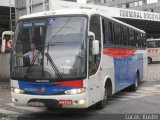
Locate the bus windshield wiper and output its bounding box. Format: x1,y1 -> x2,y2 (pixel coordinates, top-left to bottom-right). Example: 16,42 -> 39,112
45,53 -> 62,81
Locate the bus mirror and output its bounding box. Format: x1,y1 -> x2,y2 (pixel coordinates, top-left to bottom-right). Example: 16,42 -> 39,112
1,39 -> 6,53
88,31 -> 95,40
92,40 -> 99,55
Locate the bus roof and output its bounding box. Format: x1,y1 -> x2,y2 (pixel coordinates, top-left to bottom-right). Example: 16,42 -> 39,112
19,9 -> 145,34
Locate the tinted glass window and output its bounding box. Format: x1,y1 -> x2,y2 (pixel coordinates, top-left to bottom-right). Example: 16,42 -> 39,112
11,16 -> 87,80
129,29 -> 135,46
122,27 -> 129,46
89,15 -> 101,76
147,41 -> 157,48
141,33 -> 146,48
90,15 -> 101,41
147,40 -> 160,48
102,18 -> 114,47
114,23 -> 121,45
157,41 -> 160,47
136,32 -> 141,47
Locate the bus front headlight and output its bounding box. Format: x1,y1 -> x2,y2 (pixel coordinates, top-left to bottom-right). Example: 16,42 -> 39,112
11,88 -> 24,94
65,88 -> 86,95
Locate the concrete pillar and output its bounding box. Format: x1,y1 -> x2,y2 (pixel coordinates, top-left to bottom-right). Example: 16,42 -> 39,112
0,53 -> 10,82
26,0 -> 30,14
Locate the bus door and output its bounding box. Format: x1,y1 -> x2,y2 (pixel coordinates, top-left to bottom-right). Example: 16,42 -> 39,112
88,15 -> 102,104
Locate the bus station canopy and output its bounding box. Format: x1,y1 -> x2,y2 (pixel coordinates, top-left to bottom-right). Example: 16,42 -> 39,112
105,7 -> 160,38
50,1 -> 160,38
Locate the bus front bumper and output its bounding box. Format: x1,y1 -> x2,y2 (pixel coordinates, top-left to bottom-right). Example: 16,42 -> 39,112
11,92 -> 88,108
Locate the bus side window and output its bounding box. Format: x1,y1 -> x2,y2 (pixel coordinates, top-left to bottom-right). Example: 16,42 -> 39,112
122,27 -> 129,46
135,32 -> 140,48
89,15 -> 101,76
129,29 -> 135,47
148,41 -> 156,48
156,41 -> 159,48
141,33 -> 147,48
90,15 -> 101,41
114,23 -> 121,46
157,41 -> 160,47
102,18 -> 113,47
121,26 -> 123,46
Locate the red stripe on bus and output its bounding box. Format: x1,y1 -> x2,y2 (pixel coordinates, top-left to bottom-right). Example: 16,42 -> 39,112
148,49 -> 151,53
103,48 -> 136,58
152,49 -> 155,53
53,80 -> 83,87
155,49 -> 158,52
148,49 -> 159,53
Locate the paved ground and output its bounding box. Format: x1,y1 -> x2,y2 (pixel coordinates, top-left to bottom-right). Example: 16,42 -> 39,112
147,62 -> 160,81
0,62 -> 160,120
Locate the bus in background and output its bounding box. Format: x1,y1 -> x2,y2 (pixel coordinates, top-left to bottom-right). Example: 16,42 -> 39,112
1,31 -> 14,53
147,38 -> 160,64
10,9 -> 147,109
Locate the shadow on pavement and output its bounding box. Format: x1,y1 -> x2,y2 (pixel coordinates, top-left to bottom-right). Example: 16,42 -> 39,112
17,108 -> 104,120
149,61 -> 160,64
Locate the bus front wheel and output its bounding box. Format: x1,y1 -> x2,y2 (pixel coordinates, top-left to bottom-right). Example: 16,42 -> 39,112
95,87 -> 108,109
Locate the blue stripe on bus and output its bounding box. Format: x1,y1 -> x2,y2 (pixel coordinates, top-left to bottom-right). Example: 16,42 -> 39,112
114,53 -> 143,92
18,81 -> 77,95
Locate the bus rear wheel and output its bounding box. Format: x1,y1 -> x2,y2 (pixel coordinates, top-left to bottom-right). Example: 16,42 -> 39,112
130,73 -> 139,91
46,107 -> 62,110
148,57 -> 152,64
95,87 -> 108,109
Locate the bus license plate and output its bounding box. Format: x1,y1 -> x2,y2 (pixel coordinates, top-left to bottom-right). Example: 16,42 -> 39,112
59,100 -> 72,105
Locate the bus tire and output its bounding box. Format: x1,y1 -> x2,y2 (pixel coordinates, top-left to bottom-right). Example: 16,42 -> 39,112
95,87 -> 108,109
148,57 -> 152,64
46,107 -> 62,111
46,107 -> 53,110
130,73 -> 139,91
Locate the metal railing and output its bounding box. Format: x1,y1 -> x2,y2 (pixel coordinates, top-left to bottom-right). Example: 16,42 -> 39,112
9,0 -> 16,31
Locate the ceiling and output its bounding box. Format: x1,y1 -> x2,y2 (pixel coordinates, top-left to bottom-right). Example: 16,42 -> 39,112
116,18 -> 160,36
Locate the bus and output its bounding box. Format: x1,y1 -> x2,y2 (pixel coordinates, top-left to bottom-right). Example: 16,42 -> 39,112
10,9 -> 147,109
147,38 -> 160,64
1,31 -> 14,53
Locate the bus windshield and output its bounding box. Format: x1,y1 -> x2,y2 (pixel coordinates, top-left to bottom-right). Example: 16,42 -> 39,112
11,16 -> 87,81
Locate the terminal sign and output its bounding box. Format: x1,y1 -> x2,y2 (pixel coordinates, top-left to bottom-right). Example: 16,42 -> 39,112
119,9 -> 160,21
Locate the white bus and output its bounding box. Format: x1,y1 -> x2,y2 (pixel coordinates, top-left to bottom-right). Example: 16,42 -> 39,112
147,38 -> 160,64
10,9 -> 147,109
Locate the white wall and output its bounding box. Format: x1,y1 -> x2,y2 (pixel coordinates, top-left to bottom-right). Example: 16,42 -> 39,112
0,0 -> 15,7
0,53 -> 10,82
77,0 -> 87,4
